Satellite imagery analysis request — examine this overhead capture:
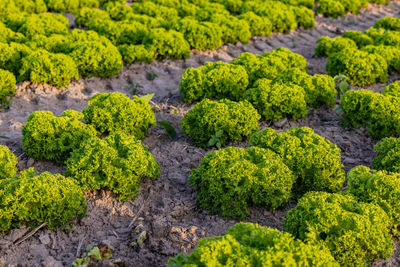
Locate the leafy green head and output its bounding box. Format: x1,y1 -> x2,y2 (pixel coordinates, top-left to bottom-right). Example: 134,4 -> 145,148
168,222 -> 339,266
83,92 -> 156,139
0,145 -> 17,179
0,68 -> 16,103
0,168 -> 87,232
189,146 -> 294,219
346,165 -> 400,235
284,191 -> 394,266
181,98 -> 260,148
250,127 -> 345,196
64,132 -> 160,201
373,137 -> 400,173
22,110 -> 98,164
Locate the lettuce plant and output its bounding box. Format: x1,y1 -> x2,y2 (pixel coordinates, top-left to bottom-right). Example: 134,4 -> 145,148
250,127 -> 345,196
18,13 -> 69,37
373,137 -> 400,172
291,6 -> 315,29
232,48 -> 307,84
45,0 -> 80,13
174,18 -> 222,50
0,168 -> 87,232
210,14 -> 251,44
373,17 -> 400,31
0,145 -> 17,179
382,81 -> 400,98
315,36 -> 358,57
145,28 -> 190,60
284,191 -> 394,266
243,79 -> 308,121
342,31 -> 374,48
237,12 -> 272,36
0,42 -> 32,76
83,92 -> 156,139
316,0 -> 345,18
19,49 -> 79,88
168,222 -> 339,266
64,132 -> 160,201
70,39 -> 123,78
118,44 -> 153,64
181,98 -> 260,148
361,45 -> 400,72
346,165 -> 400,234
326,48 -> 388,86
189,146 -> 294,219
180,62 -> 249,103
22,110 -> 98,164
0,68 -> 16,102
340,89 -> 400,139
271,68 -> 336,108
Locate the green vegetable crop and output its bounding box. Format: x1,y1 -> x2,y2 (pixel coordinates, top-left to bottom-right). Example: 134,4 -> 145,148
83,92 -> 156,138
181,98 -> 260,148
346,165 -> 400,234
284,191 -> 394,266
189,146 -> 294,219
340,89 -> 400,139
168,222 -> 339,266
326,48 -> 388,86
22,110 -> 98,164
373,137 -> 400,172
0,145 -> 17,179
64,132 -> 160,201
250,127 -> 345,196
0,168 -> 87,232
0,68 -> 16,103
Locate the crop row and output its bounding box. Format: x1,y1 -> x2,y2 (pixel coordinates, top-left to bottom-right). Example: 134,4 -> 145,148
316,17 -> 400,86
2,45 -> 399,218
2,97 -> 400,265
0,1 -> 395,102
179,48 -> 337,148
0,0 -> 315,96
0,92 -> 160,232
167,134 -> 400,266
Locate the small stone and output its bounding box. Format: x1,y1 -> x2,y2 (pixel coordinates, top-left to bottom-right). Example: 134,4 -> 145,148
168,172 -> 187,185
0,239 -> 11,249
39,234 -> 51,245
17,160 -> 27,170
27,158 -> 35,168
31,244 -> 49,259
151,217 -> 169,238
41,256 -> 63,267
7,226 -> 29,242
343,157 -> 357,164
273,118 -> 288,128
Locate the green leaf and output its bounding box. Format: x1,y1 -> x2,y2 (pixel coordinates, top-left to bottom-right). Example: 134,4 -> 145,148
215,129 -> 223,138
157,120 -> 177,139
208,130 -> 224,148
0,136 -> 10,139
87,246 -> 102,261
208,137 -> 217,147
140,93 -> 154,103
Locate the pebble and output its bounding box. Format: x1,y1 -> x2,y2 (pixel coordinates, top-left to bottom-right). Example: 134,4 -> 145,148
27,158 -> 35,168
39,234 -> 51,246
274,118 -> 288,128
41,256 -> 63,267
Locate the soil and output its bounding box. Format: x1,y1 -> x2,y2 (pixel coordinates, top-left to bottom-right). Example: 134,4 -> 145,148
1,2 -> 400,266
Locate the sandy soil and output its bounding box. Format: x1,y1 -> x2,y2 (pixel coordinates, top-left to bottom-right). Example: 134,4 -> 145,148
1,2 -> 400,266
